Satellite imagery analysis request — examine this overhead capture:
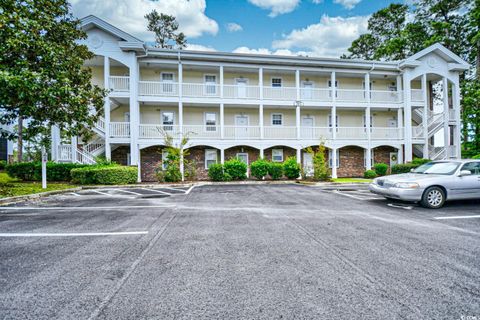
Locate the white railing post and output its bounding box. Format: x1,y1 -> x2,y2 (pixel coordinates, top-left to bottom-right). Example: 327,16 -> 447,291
442,77 -> 449,149
331,147 -> 337,179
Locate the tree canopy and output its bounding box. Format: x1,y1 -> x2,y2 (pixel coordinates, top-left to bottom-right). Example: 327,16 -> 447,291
145,11 -> 187,49
0,0 -> 106,156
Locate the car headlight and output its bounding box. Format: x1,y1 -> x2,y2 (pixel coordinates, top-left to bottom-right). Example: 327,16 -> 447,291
393,182 -> 419,189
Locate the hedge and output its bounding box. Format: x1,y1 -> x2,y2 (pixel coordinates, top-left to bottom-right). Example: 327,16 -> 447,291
364,170 -> 377,179
0,160 -> 6,171
268,162 -> 284,180
5,162 -> 89,181
283,157 -> 300,179
391,163 -> 419,174
224,158 -> 247,180
373,163 -> 388,176
250,159 -> 269,180
472,154 -> 480,159
71,166 -> 137,185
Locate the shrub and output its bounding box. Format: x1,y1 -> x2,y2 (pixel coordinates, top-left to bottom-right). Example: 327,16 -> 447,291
224,158 -> 247,180
364,170 -> 377,179
250,159 -> 269,180
313,144 -> 329,181
208,163 -> 226,181
71,166 -> 137,185
0,160 -> 6,170
411,158 -> 431,165
391,163 -> 418,174
6,162 -> 89,181
283,157 -> 300,179
268,162 -> 284,180
373,163 -> 389,176
472,154 -> 480,159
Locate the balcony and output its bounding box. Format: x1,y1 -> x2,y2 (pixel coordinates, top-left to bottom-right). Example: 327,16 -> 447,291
411,89 -> 424,103
109,76 -> 129,93
109,122 -> 130,138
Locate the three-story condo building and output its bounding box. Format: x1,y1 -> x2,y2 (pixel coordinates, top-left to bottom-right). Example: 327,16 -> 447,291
51,16 -> 469,181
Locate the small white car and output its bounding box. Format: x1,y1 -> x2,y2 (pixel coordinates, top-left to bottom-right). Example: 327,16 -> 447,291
369,160 -> 480,208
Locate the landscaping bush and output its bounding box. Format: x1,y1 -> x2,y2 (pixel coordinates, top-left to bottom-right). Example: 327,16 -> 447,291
250,159 -> 269,180
472,154 -> 480,159
373,163 -> 389,176
6,162 -> 88,181
208,163 -> 226,181
364,170 -> 377,179
283,157 -> 300,179
391,163 -> 418,174
224,158 -> 247,180
0,160 -> 6,170
411,158 -> 431,165
268,162 -> 284,180
71,165 -> 137,185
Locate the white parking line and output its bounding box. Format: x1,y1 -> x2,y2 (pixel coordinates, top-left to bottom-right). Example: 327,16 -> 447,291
387,203 -> 413,210
0,231 -> 148,237
112,189 -> 142,196
142,188 -> 171,195
332,190 -> 366,201
69,192 -> 81,197
0,205 -> 175,211
157,186 -> 186,193
434,215 -> 480,220
92,190 -> 113,196
185,185 -> 195,195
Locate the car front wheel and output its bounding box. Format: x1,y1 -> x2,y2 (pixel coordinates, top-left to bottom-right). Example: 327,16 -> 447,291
421,186 -> 446,209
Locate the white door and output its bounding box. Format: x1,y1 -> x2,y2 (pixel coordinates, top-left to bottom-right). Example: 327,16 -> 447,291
301,117 -> 314,139
387,118 -> 397,138
301,82 -> 313,100
303,152 -> 313,177
161,73 -> 174,93
236,79 -> 248,98
235,115 -> 249,138
389,152 -> 398,167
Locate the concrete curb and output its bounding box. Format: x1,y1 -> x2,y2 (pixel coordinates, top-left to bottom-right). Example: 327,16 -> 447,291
0,187 -> 83,206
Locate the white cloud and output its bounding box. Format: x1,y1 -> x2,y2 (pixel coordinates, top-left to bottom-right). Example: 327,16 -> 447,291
247,0 -> 300,17
272,15 -> 369,57
226,22 -> 243,32
185,43 -> 216,52
333,0 -> 361,10
232,46 -> 308,57
70,0 -> 218,40
311,0 -> 323,3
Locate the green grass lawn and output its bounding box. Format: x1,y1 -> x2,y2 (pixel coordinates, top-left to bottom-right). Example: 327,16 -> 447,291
331,178 -> 373,184
0,172 -> 75,198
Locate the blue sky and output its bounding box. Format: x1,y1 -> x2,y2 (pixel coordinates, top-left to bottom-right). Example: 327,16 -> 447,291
71,0 -> 402,58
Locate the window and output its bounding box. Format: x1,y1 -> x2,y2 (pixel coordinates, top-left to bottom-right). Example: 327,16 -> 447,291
461,162 -> 480,175
162,150 -> 169,170
236,153 -> 248,165
162,112 -> 174,131
205,149 -> 217,169
204,75 -> 217,95
272,149 -> 284,162
271,113 -> 283,126
161,73 -> 174,93
271,78 -> 282,87
328,149 -> 340,168
205,112 -> 217,132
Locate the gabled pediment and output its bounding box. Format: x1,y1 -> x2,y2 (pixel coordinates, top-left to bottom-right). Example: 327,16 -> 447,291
80,15 -> 145,52
400,43 -> 469,71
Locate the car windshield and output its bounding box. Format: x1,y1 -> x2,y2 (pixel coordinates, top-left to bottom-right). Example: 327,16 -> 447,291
413,162 -> 460,175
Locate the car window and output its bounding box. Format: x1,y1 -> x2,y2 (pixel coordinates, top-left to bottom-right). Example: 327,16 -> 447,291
461,162 -> 480,175
413,162 -> 460,175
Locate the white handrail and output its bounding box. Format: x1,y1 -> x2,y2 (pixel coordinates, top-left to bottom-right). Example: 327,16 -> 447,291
109,122 -> 130,138
109,76 -> 129,92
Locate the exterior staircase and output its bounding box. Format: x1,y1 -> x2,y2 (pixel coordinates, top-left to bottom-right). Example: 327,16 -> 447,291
411,108 -> 448,160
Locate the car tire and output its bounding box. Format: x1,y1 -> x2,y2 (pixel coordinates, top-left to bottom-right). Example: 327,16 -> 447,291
421,186 -> 446,209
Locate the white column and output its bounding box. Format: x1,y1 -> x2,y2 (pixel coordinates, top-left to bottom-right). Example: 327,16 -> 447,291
71,136 -> 77,163
104,56 -> 111,161
296,103 -> 301,139
365,72 -> 371,153
295,69 -> 300,101
220,148 -> 225,164
178,62 -> 183,137
397,146 -> 404,164
296,147 -> 301,164
396,75 -> 403,103
331,147 -> 337,179
421,74 -> 428,158
50,125 -> 60,161
220,103 -> 224,139
259,67 -> 263,100
402,72 -> 412,162
180,149 -> 184,181
442,77 -> 449,150
129,54 -> 139,165
137,147 -> 141,182
260,148 -> 264,159
453,80 -> 461,159
365,148 -> 372,170
220,65 -> 224,99
259,104 -> 264,139
331,72 -> 337,140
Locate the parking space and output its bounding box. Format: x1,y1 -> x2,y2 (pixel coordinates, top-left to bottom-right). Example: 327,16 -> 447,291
0,184 -> 479,319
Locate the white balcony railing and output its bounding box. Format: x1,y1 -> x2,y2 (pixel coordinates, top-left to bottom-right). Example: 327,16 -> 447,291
139,124 -> 181,139
300,88 -> 331,101
336,127 -> 368,139
370,127 -> 403,140
223,85 -> 260,99
109,76 -> 129,92
58,145 -> 72,161
183,83 -> 220,98
300,127 -> 332,140
263,126 -> 297,139
411,89 -> 424,102
139,81 -> 178,96
336,89 -> 366,102
183,125 -> 221,139
224,126 -> 261,139
263,87 -> 296,100
370,90 -> 402,103
110,122 -> 130,138
412,125 -> 424,139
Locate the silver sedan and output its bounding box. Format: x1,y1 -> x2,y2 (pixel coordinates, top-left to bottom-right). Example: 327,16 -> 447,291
369,160 -> 480,208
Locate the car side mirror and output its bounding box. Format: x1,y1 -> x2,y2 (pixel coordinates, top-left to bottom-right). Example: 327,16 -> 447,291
459,170 -> 472,177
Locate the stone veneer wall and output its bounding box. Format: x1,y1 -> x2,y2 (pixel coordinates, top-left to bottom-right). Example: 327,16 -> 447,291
337,146 -> 365,177
140,146 -> 164,182
111,146 -> 130,166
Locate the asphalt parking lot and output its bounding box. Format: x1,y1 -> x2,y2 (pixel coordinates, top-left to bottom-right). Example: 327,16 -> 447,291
0,184 -> 479,319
